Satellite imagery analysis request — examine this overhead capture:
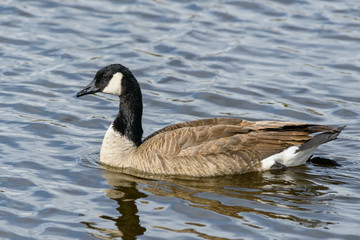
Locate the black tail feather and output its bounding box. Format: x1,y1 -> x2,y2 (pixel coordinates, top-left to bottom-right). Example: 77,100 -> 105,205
297,126 -> 345,152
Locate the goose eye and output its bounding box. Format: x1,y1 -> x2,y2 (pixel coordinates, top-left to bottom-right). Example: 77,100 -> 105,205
103,74 -> 111,80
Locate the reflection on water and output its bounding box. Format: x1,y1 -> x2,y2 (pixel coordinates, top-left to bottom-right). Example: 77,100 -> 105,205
83,180 -> 147,239
95,166 -> 342,239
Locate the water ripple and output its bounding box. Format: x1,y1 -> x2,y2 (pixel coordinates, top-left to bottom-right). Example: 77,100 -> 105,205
1,0 -> 359,239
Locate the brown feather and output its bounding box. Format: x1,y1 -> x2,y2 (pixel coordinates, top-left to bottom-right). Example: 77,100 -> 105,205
122,118 -> 343,176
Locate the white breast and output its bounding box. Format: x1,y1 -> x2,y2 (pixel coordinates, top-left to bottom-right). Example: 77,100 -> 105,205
100,123 -> 136,167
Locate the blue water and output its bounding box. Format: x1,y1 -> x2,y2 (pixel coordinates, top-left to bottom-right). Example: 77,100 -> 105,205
1,0 -> 360,239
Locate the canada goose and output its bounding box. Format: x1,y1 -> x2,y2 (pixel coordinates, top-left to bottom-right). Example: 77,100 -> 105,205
77,64 -> 344,177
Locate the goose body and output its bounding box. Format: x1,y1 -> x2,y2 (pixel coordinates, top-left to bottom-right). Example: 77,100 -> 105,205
77,64 -> 344,177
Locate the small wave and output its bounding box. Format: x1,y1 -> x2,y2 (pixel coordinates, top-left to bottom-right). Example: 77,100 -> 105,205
75,146 -> 101,169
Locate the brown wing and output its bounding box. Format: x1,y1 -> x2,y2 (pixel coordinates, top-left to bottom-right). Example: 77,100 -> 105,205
139,118 -> 338,158
135,118 -> 342,176
142,118 -> 250,142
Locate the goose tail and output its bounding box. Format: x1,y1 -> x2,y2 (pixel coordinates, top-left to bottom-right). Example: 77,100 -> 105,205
261,125 -> 345,171
297,125 -> 345,152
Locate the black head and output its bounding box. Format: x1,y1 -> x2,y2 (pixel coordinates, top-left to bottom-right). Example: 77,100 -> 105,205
76,64 -> 135,97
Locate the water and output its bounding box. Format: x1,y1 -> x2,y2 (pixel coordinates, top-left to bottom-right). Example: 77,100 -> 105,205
1,0 -> 360,239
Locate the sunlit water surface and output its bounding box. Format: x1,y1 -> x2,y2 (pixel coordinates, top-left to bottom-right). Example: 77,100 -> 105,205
1,0 -> 360,239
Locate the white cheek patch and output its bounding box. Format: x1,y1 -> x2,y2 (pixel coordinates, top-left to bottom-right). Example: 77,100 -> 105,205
102,72 -> 123,95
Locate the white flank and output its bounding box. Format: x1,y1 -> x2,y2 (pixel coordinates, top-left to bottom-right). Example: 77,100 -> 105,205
100,123 -> 136,167
261,146 -> 318,171
102,72 -> 123,95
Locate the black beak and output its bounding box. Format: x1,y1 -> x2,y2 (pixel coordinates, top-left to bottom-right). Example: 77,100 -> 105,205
76,79 -> 100,97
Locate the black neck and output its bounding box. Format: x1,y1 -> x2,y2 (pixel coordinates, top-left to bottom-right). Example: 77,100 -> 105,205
112,76 -> 143,146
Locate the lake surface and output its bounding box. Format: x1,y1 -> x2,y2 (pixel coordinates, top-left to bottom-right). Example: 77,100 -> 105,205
1,0 -> 360,239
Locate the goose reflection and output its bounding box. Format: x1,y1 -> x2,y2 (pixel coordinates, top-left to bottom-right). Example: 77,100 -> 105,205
82,176 -> 147,239
90,165 -> 339,239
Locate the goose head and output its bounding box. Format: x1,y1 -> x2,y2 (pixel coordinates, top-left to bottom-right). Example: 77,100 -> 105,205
76,64 -> 138,97
77,64 -> 143,147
